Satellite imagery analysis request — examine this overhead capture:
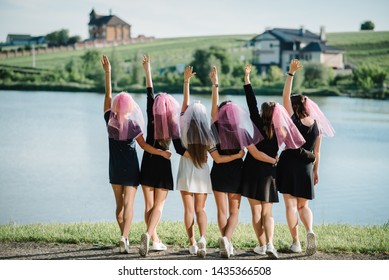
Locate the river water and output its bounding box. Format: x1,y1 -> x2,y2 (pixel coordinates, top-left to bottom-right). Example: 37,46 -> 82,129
0,90 -> 388,226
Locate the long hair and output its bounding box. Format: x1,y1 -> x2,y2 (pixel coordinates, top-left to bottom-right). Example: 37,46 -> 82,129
291,94 -> 309,119
260,101 -> 276,139
187,119 -> 209,168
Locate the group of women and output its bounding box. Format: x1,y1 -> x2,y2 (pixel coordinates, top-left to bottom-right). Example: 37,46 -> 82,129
101,55 -> 334,259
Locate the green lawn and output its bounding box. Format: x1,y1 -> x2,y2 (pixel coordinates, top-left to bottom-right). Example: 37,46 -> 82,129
0,222 -> 388,254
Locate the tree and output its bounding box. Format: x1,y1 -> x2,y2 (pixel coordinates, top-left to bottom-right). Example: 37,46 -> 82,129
360,21 -> 375,31
353,64 -> 387,90
267,65 -> 284,83
46,29 -> 69,46
303,62 -> 332,88
67,35 -> 81,45
190,46 -> 232,85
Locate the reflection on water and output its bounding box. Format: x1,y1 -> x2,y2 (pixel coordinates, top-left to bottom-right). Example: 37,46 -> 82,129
0,91 -> 388,225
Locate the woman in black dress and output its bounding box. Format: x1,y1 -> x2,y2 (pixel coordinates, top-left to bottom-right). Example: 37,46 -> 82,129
101,55 -> 171,254
208,66 -> 246,258
242,65 -> 306,259
276,59 -> 334,256
139,55 -> 181,257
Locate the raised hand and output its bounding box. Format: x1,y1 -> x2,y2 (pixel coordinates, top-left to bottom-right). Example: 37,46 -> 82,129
289,59 -> 303,74
184,66 -> 196,81
142,54 -> 151,72
245,64 -> 252,77
209,66 -> 218,85
244,64 -> 251,84
101,55 -> 111,73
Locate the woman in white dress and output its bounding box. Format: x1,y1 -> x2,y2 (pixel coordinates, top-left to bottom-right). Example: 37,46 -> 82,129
173,66 -> 244,258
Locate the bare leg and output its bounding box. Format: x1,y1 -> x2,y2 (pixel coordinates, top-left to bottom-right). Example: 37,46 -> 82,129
213,191 -> 227,236
111,184 -> 124,235
261,202 -> 274,244
122,186 -> 137,237
297,198 -> 313,232
142,185 -> 157,240
248,198 -> 266,246
194,193 -> 208,238
146,188 -> 168,242
283,194 -> 299,242
180,191 -> 196,245
224,193 -> 241,241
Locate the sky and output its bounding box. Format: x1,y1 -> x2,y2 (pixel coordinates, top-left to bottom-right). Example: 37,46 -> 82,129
0,0 -> 388,42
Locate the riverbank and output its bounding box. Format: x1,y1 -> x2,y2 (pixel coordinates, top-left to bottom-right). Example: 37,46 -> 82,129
0,222 -> 388,259
1,241 -> 387,260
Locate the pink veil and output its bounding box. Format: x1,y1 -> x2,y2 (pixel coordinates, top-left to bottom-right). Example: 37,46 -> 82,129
108,92 -> 144,140
305,97 -> 335,137
272,103 -> 306,149
180,101 -> 214,148
213,103 -> 263,150
153,93 -> 180,140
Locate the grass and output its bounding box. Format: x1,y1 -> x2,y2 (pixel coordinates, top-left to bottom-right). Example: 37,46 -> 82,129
326,31 -> 389,72
0,221 -> 388,254
0,34 -> 254,70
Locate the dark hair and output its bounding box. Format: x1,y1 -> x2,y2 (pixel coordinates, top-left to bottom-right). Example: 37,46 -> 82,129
260,101 -> 276,139
187,120 -> 208,168
218,100 -> 232,110
291,94 -> 308,119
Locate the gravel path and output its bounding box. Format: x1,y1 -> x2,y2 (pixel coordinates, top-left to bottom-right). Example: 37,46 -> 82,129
0,242 -> 387,260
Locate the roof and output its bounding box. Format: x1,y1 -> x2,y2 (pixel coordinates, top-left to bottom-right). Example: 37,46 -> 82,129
7,34 -> 31,40
302,42 -> 343,53
252,28 -> 322,43
89,12 -> 131,27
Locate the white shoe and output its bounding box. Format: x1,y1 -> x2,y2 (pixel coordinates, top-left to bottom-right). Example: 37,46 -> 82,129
266,243 -> 279,259
119,236 -> 130,254
189,244 -> 198,255
219,236 -> 230,258
139,232 -> 150,257
151,240 -> 167,251
306,232 -> 317,256
289,241 -> 302,253
253,244 -> 266,255
229,242 -> 235,256
197,236 -> 207,258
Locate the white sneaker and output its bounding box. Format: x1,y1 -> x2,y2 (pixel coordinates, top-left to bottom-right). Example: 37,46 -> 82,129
289,241 -> 302,253
139,232 -> 150,257
197,236 -> 207,258
219,236 -> 230,258
119,236 -> 130,254
253,244 -> 267,255
266,243 -> 279,259
306,232 -> 317,256
229,242 -> 235,256
189,244 -> 198,255
151,240 -> 167,251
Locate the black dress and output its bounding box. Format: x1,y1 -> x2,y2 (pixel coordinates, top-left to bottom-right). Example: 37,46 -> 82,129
276,115 -> 319,200
139,87 -> 174,190
240,84 -> 279,202
210,121 -> 243,194
104,110 -> 141,186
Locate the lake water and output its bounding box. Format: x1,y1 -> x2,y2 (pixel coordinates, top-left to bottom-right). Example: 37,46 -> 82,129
0,90 -> 388,226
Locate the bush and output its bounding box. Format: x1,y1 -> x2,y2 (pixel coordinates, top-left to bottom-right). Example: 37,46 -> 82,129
303,62 -> 333,88
353,64 -> 387,90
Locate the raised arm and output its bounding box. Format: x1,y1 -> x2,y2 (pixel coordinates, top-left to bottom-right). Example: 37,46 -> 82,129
101,55 -> 112,112
182,66 -> 196,113
243,65 -> 260,120
246,144 -> 278,165
142,54 -> 153,89
283,59 -> 303,116
209,66 -> 219,122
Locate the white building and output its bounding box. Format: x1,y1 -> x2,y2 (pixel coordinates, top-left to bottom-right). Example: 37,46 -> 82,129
250,27 -> 344,74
